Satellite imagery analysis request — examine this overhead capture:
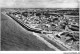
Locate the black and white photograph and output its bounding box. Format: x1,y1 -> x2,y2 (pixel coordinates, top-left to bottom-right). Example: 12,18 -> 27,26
1,8 -> 79,51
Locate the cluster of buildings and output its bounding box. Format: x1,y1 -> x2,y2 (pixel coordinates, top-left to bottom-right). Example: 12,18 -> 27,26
7,9 -> 79,50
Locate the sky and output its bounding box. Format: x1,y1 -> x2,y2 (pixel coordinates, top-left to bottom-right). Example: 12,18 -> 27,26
0,0 -> 79,8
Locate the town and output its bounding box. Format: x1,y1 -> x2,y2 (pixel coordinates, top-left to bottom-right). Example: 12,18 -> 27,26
3,8 -> 79,51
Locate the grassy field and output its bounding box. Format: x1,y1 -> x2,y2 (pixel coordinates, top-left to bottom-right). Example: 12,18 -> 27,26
1,13 -> 54,51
